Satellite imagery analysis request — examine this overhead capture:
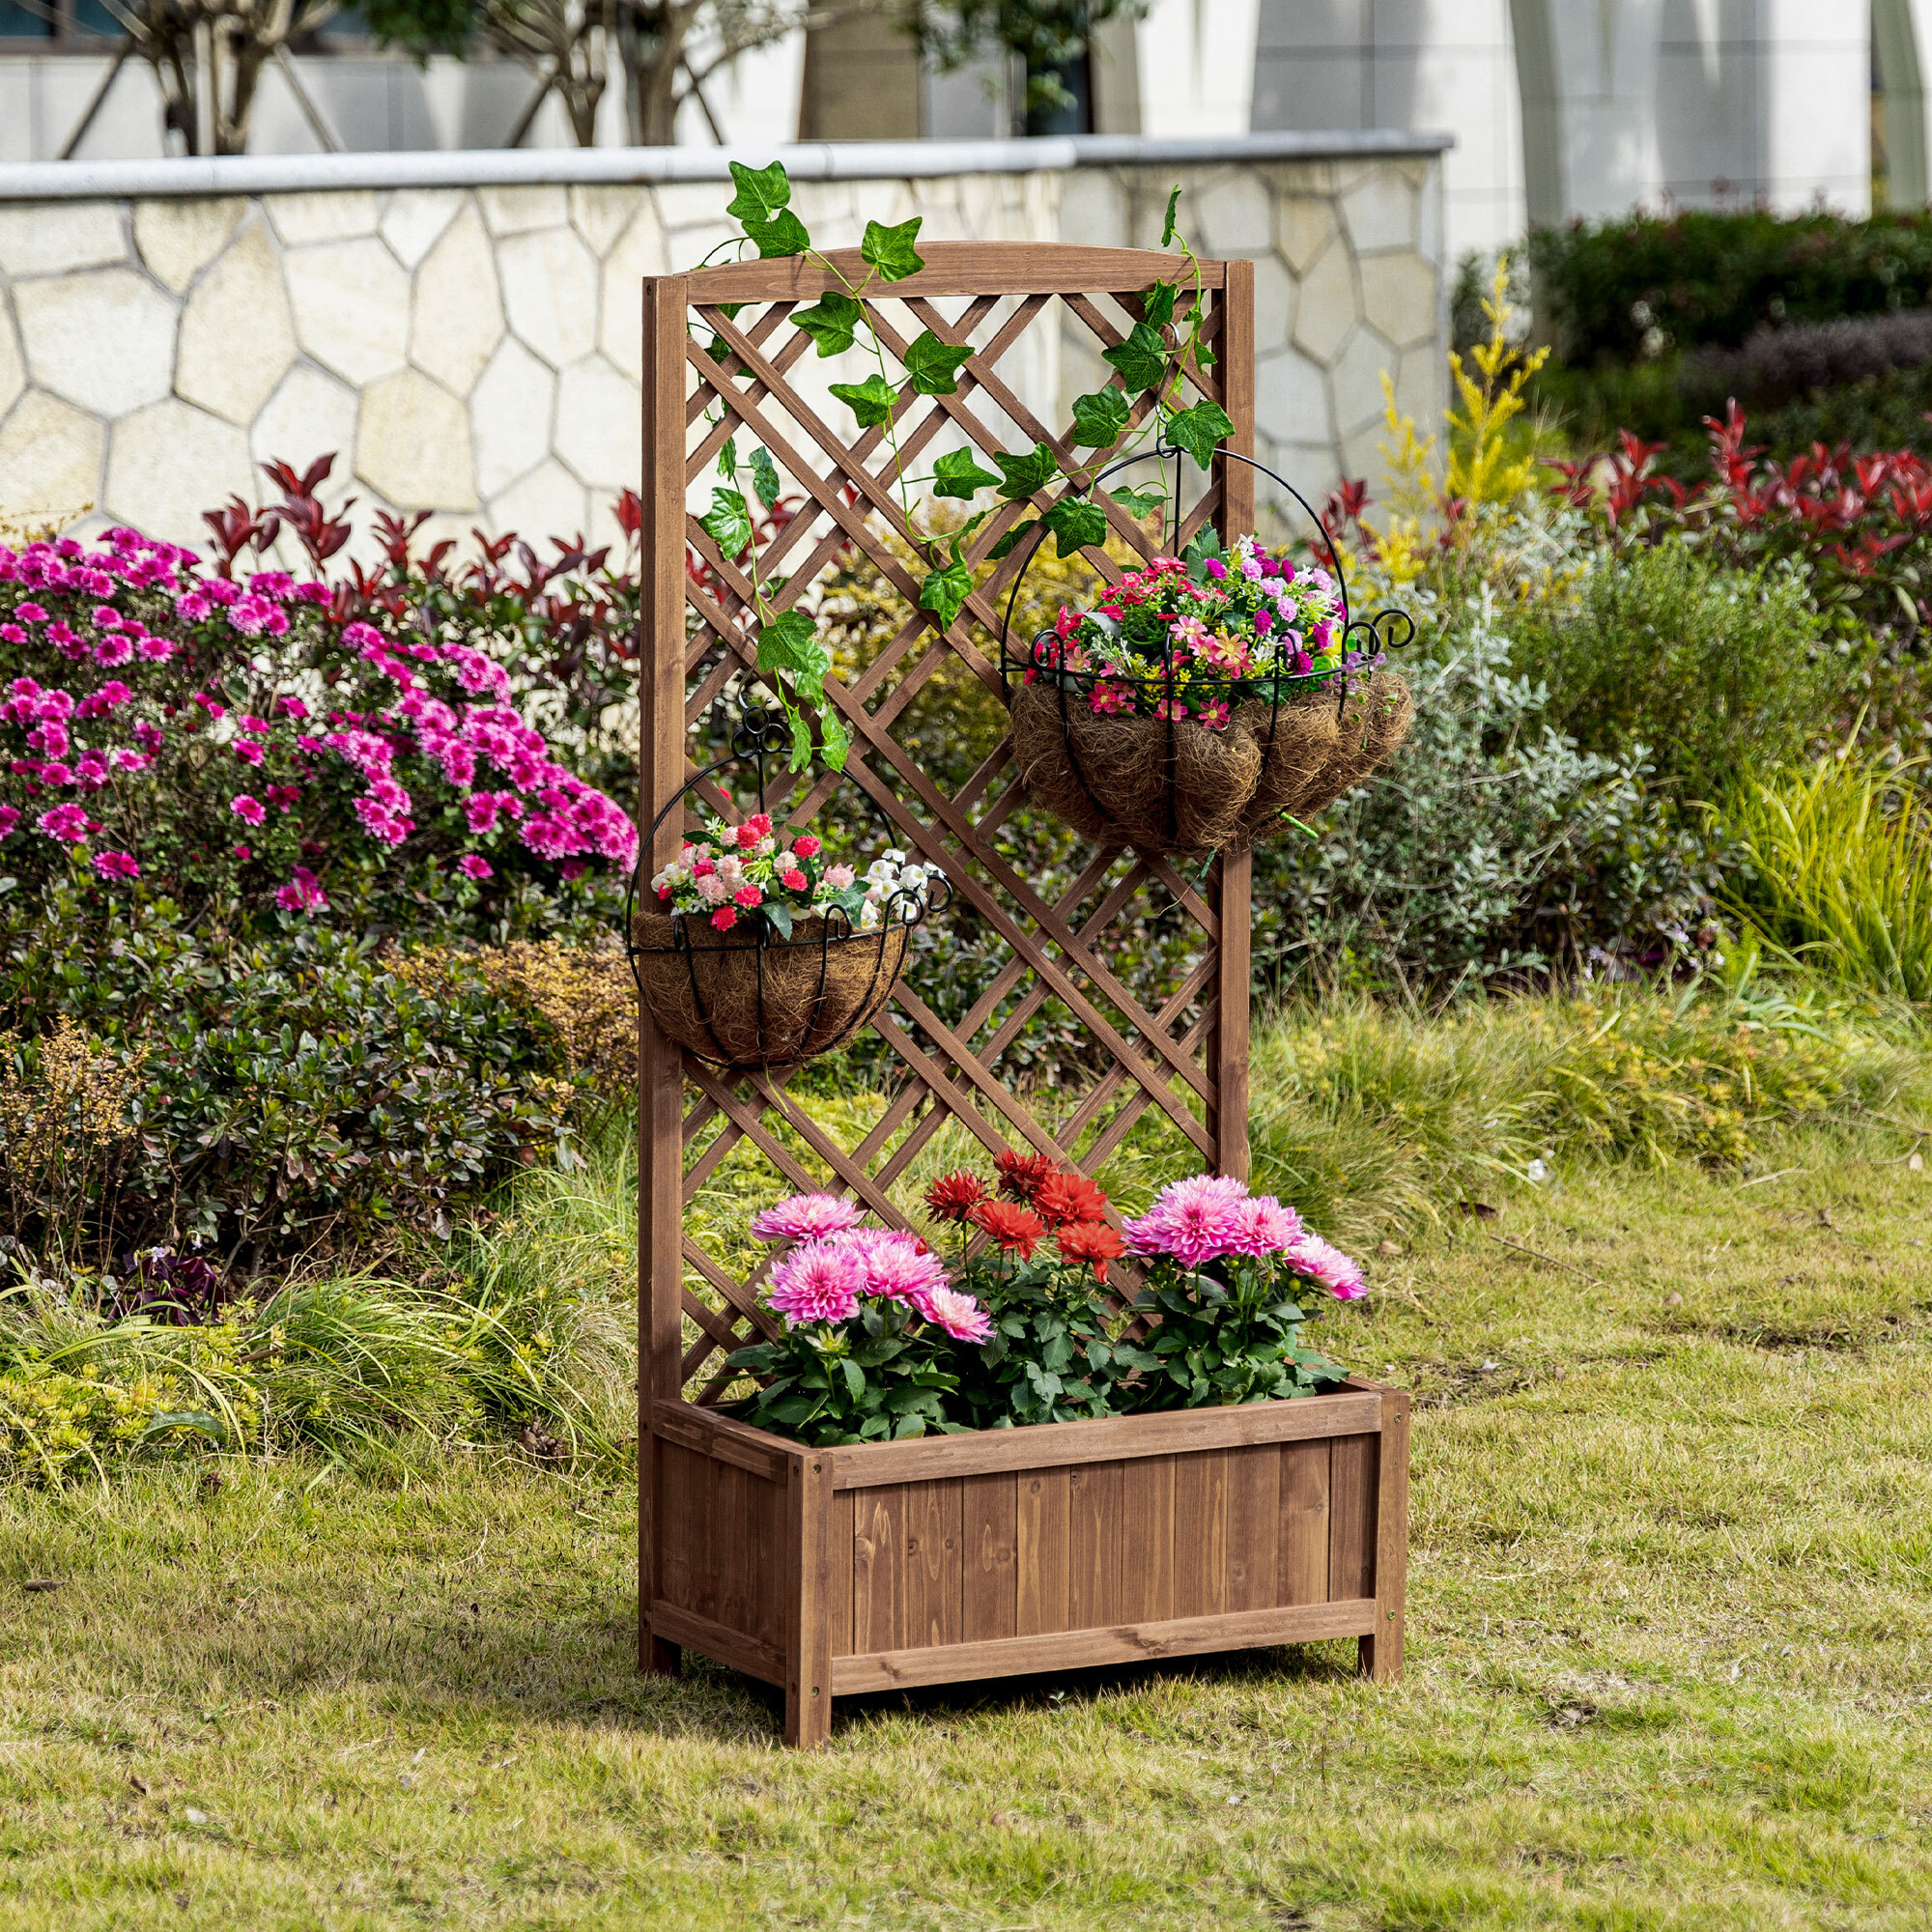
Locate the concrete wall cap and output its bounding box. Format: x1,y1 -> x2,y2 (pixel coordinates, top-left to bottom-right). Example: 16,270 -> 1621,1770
0,132 -> 1455,204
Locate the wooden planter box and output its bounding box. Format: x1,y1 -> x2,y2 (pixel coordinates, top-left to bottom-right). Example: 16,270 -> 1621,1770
640,1379 -> 1409,1747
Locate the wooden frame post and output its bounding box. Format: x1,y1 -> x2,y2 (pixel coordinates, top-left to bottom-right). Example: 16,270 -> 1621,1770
1359,1385 -> 1410,1681
639,271 -> 691,1679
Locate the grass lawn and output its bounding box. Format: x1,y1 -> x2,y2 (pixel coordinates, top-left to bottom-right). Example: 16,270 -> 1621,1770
3,1138 -> 1930,1929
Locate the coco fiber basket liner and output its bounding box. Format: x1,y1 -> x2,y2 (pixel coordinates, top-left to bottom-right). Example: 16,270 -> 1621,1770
1009,668 -> 1413,857
629,907 -> 912,1068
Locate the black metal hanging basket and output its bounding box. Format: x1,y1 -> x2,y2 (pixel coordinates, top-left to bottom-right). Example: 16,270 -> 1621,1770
999,444 -> 1416,858
623,709 -> 948,1071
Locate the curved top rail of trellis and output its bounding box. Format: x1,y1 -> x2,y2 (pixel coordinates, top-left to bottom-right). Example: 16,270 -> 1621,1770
638,241 -> 1258,1406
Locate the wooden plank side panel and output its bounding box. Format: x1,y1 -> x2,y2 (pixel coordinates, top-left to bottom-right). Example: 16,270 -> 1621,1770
1328,1433 -> 1378,1604
1172,1448 -> 1228,1620
1224,1443 -> 1281,1612
1278,1439 -> 1331,1606
903,1478 -> 964,1652
962,1473 -> 1018,1643
1118,1455 -> 1175,1625
829,1391 -> 1382,1489
829,1487 -> 856,1659
1016,1465 -> 1070,1635
655,1438 -> 699,1611
834,1600 -> 1378,1694
852,1484 -> 902,1656
1067,1461 -> 1123,1631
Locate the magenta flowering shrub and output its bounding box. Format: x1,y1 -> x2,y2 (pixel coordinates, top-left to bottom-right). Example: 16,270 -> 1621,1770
0,526 -> 637,938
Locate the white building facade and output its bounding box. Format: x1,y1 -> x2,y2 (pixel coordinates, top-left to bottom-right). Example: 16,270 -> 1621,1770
0,2 -> 1925,256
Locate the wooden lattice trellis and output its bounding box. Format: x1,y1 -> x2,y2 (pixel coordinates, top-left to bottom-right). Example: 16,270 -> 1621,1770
638,242 -> 1258,1429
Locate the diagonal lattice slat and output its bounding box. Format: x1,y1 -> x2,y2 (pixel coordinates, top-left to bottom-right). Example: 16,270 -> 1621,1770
639,244 -> 1257,1405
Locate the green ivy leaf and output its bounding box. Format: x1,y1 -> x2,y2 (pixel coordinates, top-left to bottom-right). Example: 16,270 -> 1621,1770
757,609 -> 827,684
932,448 -> 1000,498
1160,185 -> 1181,247
829,373 -> 900,429
818,711 -> 851,771
1104,321 -> 1169,394
1113,484 -> 1166,519
861,216 -> 924,283
1166,400 -> 1236,470
699,488 -> 753,559
743,210 -> 810,260
1043,496 -> 1108,558
1142,281 -> 1179,329
726,159 -> 792,227
1070,388 -> 1132,449
986,518 -> 1040,561
920,554 -> 975,629
763,899 -> 794,941
1175,522 -> 1221,564
793,290 -> 863,356
749,447 -> 782,508
994,441 -> 1058,500
718,436 -> 738,480
902,328 -> 973,395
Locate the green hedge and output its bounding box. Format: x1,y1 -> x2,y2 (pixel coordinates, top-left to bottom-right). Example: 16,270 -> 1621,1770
1530,208 -> 1932,364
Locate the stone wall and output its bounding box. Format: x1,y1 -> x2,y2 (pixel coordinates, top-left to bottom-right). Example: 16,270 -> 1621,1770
0,136 -> 1447,555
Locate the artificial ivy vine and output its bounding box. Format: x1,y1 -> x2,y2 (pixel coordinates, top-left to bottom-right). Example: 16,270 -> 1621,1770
694,167 -> 1235,773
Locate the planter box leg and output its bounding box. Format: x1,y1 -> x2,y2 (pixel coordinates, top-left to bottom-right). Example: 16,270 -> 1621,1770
1358,1388 -> 1410,1683
784,1451 -> 835,1748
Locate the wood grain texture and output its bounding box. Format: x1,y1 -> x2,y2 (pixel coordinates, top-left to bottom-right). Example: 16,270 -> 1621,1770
1278,1438 -> 1331,1606
1016,1465 -> 1070,1635
1172,1448 -> 1228,1619
902,1478 -> 964,1652
638,269 -> 690,1670
828,1391 -> 1382,1488
1067,1461 -> 1123,1630
1119,1455 -> 1176,1624
1362,1389 -> 1410,1682
1225,1443 -> 1282,1612
962,1473 -> 1018,1643
687,242 -> 1230,302
832,1600 -> 1378,1694
651,1600 -> 784,1687
1328,1433 -> 1378,1604
852,1485 -> 901,1656
785,1451 -> 835,1747
829,1487 -> 856,1658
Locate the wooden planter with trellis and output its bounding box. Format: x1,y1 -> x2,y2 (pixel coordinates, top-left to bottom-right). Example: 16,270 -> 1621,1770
637,239 -> 1410,1747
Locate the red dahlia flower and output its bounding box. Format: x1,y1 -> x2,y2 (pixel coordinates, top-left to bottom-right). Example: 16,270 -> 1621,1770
1054,1220 -> 1125,1282
1033,1170 -> 1110,1229
924,1171 -> 988,1223
994,1149 -> 1056,1203
971,1199 -> 1046,1258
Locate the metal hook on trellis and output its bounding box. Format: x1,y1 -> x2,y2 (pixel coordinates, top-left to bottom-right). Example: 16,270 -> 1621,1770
621,703 -> 950,1072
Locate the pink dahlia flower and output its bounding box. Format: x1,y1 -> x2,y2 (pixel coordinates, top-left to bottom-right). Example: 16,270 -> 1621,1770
921,1285 -> 992,1343
841,1229 -> 948,1308
1123,1174 -> 1248,1267
1226,1194 -> 1303,1258
766,1238 -> 865,1328
751,1192 -> 865,1245
1285,1234 -> 1366,1301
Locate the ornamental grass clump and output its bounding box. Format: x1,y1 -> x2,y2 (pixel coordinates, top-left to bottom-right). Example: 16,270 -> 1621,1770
724,1152 -> 1366,1445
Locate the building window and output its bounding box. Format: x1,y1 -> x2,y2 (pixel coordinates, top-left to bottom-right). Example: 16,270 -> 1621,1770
0,0 -> 118,43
